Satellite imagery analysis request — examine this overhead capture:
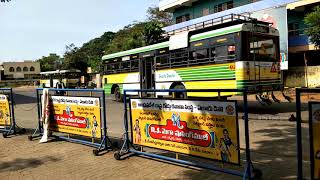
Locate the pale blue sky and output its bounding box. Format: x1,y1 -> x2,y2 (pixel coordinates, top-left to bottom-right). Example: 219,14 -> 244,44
0,0 -> 158,61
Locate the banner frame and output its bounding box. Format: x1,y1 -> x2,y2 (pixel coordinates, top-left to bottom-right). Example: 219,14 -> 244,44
128,97 -> 241,165
0,88 -> 26,137
114,88 -> 258,180
29,88 -> 114,156
296,88 -> 320,180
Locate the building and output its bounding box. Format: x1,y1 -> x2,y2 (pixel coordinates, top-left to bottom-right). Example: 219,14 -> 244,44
0,61 -> 41,80
159,0 -> 320,87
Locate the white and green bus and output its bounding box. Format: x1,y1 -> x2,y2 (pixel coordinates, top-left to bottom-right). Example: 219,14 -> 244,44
102,18 -> 281,101
40,70 -> 81,88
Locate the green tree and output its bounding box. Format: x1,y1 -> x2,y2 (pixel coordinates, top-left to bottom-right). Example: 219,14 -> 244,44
147,6 -> 172,26
37,53 -> 61,72
305,6 -> 320,48
144,20 -> 165,45
63,43 -> 88,74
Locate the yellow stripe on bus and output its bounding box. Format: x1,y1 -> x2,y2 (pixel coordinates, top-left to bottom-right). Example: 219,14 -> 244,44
185,80 -> 237,97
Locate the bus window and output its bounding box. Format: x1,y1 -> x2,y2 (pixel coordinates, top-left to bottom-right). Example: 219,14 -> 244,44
249,37 -> 276,61
190,49 -> 209,65
215,46 -> 228,62
131,60 -> 139,72
211,48 -> 216,61
156,56 -> 169,69
111,63 -> 119,73
121,61 -> 130,72
170,49 -> 188,67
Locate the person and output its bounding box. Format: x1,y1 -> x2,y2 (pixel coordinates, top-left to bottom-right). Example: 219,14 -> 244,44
219,129 -> 237,163
133,119 -> 141,144
91,116 -> 98,138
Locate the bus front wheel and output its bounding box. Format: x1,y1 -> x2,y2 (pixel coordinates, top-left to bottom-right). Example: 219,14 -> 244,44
173,85 -> 187,99
114,87 -> 122,102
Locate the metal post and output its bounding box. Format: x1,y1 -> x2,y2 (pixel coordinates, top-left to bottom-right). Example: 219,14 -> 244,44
10,88 -> 16,133
102,90 -> 107,149
296,89 -> 303,180
123,90 -> 129,149
36,89 -> 42,133
243,91 -> 252,179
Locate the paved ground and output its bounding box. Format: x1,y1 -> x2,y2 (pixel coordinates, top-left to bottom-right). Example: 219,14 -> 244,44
0,87 -> 316,179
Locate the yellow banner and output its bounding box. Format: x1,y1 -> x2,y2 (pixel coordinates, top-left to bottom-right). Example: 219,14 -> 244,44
311,102 -> 320,179
0,95 -> 11,126
130,98 -> 240,164
49,96 -> 101,138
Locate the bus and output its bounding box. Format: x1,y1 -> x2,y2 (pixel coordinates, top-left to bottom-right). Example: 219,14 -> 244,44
102,17 -> 281,101
40,69 -> 81,88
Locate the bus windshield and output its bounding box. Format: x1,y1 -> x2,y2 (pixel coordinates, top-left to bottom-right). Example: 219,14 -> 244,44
249,35 -> 277,62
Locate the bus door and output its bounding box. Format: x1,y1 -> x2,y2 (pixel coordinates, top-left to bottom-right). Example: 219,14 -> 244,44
140,57 -> 155,90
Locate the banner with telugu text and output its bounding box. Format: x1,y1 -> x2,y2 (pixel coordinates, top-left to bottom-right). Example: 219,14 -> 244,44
0,95 -> 11,126
49,96 -> 101,138
130,98 -> 240,164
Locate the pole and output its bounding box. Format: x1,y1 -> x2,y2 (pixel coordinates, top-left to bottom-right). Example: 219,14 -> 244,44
296,89 -> 303,180
243,91 -> 252,179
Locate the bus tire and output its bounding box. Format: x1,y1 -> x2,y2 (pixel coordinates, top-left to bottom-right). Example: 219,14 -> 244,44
173,85 -> 187,99
114,87 -> 122,102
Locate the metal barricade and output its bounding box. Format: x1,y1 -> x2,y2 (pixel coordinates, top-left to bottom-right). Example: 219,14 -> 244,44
114,89 -> 260,180
28,88 -> 114,155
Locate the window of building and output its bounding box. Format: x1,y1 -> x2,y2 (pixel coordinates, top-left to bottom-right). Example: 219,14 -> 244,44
203,8 -> 209,16
23,67 -> 28,72
176,14 -> 190,24
16,67 -> 21,72
30,66 -> 35,71
214,1 -> 234,13
9,67 -> 14,72
288,22 -> 300,37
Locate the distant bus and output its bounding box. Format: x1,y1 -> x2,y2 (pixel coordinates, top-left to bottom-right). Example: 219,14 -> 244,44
39,70 -> 81,88
102,18 -> 281,101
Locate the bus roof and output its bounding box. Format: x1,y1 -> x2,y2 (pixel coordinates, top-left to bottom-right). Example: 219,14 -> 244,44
40,69 -> 81,75
102,23 -> 278,61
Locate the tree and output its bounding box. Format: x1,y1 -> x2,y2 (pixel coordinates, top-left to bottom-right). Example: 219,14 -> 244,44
63,44 -> 88,74
147,6 -> 172,26
144,20 -> 165,45
304,6 -> 320,48
1,0 -> 10,2
37,53 -> 61,72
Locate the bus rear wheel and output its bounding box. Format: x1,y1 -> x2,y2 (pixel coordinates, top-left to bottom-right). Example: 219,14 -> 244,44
173,85 -> 187,99
114,87 -> 122,102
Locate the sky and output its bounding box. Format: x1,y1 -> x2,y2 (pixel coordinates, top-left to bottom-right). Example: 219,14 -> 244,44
0,0 -> 158,61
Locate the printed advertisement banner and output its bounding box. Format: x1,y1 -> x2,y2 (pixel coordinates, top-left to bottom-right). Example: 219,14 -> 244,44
252,6 -> 289,70
130,98 -> 240,164
0,95 -> 10,126
310,102 -> 320,179
49,96 -> 101,138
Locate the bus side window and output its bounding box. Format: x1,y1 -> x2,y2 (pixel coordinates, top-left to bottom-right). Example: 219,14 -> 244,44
215,46 -> 228,62
190,49 -> 209,65
156,56 -> 169,69
131,60 -> 139,71
211,48 -> 216,61
228,45 -> 236,60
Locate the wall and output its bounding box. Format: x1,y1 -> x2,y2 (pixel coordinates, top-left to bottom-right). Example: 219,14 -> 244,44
2,61 -> 41,75
173,0 -> 253,23
284,66 -> 320,88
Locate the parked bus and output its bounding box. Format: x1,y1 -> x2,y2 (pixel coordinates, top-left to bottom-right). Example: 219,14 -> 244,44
40,70 -> 81,88
102,16 -> 281,101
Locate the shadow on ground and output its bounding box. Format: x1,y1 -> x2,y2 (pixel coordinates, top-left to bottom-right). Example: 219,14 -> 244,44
0,156 -> 61,172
